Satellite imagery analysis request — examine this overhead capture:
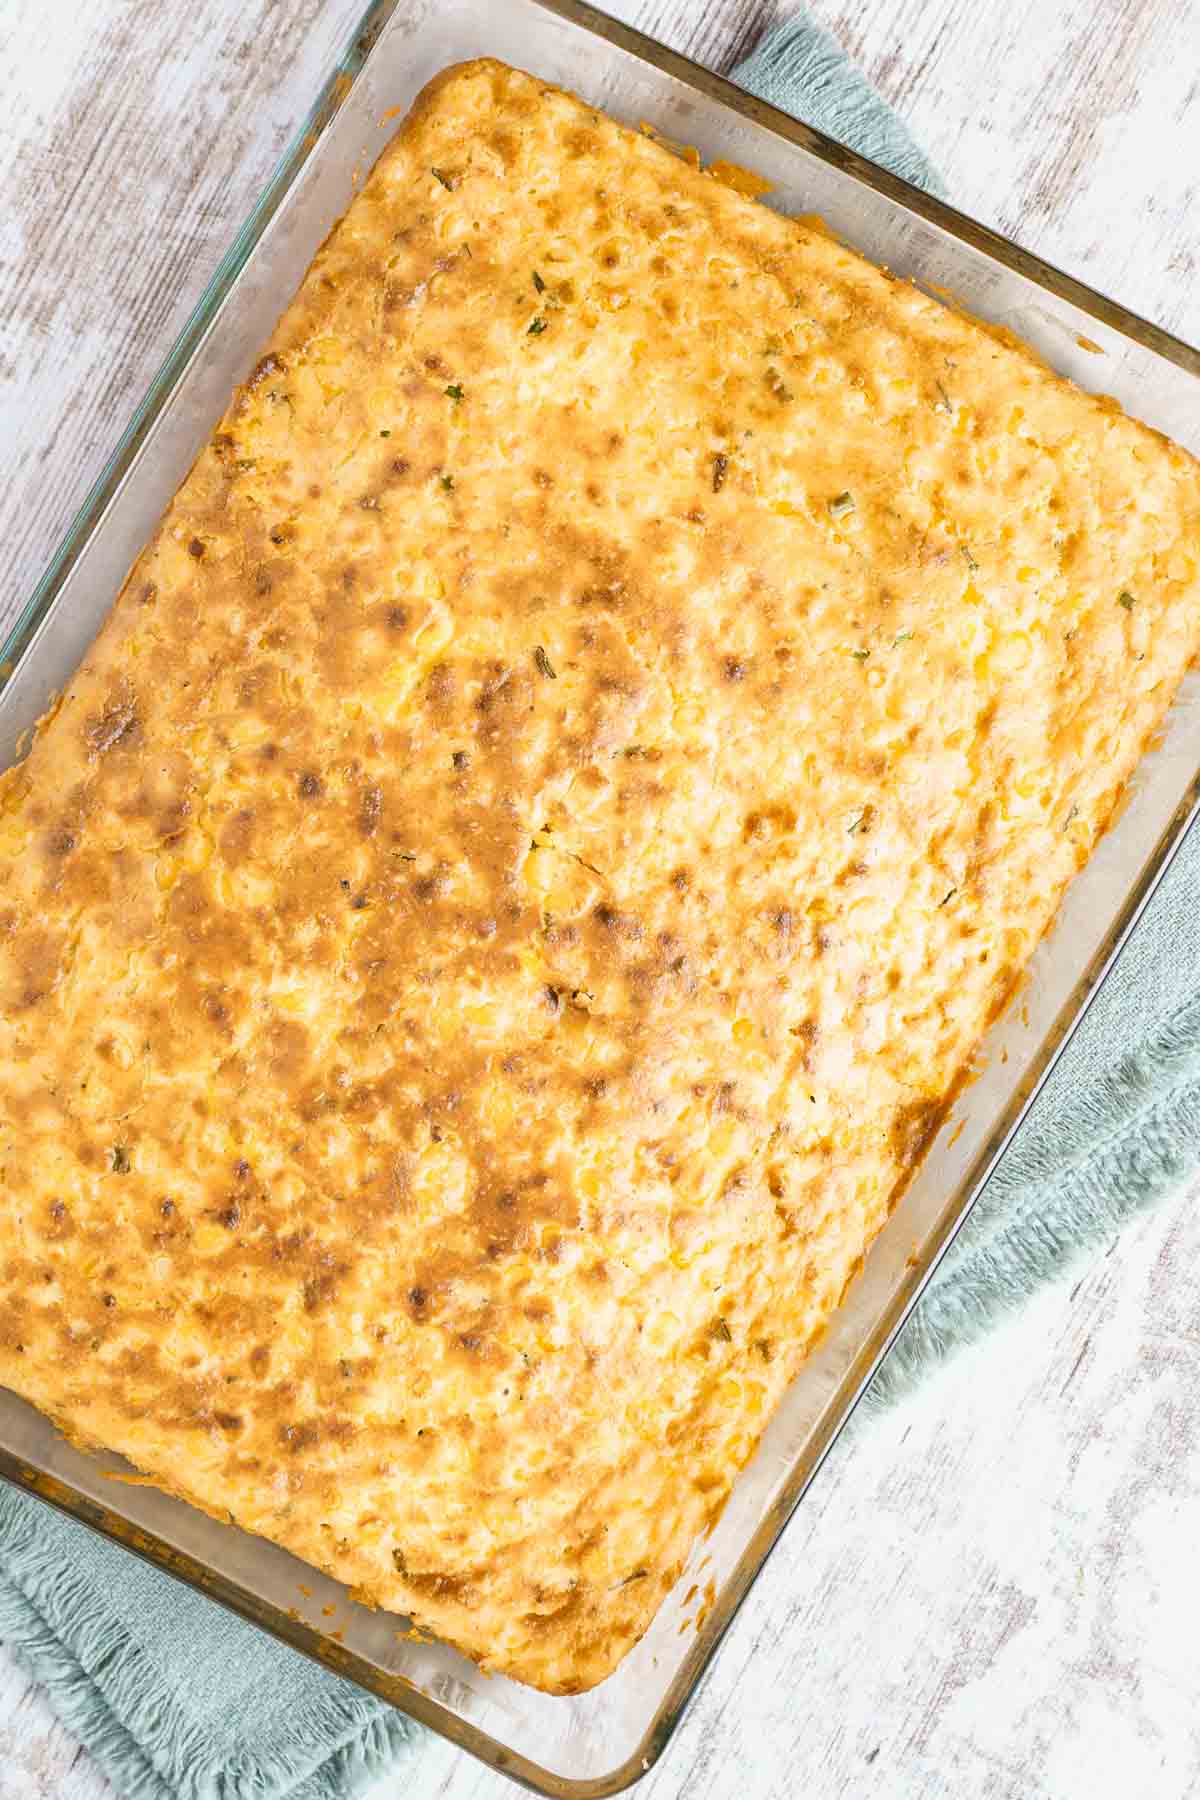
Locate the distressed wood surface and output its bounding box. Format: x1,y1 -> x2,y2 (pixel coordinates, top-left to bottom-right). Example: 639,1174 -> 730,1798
0,1 -> 1197,1796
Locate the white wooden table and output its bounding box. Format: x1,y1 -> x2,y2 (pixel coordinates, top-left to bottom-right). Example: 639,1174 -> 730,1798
1,2 -> 1198,1796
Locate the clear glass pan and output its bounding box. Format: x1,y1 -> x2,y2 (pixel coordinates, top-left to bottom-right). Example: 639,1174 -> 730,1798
1,2 -> 1197,1793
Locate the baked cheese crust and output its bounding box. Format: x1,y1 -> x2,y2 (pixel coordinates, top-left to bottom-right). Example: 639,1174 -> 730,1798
1,60 -> 1198,1692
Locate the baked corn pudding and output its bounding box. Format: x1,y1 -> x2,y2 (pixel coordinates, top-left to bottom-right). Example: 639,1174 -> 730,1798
1,58 -> 1198,1694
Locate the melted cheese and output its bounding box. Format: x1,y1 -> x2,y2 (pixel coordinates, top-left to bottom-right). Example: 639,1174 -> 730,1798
1,59 -> 1198,1693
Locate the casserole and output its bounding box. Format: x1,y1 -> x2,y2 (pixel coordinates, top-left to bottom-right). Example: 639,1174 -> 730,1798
2,3 -> 1198,1790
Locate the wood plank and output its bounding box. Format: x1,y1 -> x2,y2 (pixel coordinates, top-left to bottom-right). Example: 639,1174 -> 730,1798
0,3 -> 1197,1798
810,0 -> 1199,337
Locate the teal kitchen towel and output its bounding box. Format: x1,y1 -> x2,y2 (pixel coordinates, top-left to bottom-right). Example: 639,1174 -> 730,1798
2,13 -> 1197,1799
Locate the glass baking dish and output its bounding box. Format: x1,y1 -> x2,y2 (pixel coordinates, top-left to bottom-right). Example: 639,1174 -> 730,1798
2,1 -> 1198,1792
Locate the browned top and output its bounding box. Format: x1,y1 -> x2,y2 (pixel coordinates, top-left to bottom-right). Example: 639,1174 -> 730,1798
1,59 -> 1198,1692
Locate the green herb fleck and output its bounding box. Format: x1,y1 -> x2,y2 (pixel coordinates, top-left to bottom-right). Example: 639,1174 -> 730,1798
431,167 -> 453,190
111,1145 -> 131,1174
533,644 -> 557,681
1117,589 -> 1136,611
714,1316 -> 732,1342
444,383 -> 464,402
339,1358 -> 354,1379
712,452 -> 729,493
851,648 -> 871,663
848,811 -> 866,836
1064,804 -> 1079,831
829,491 -> 855,519
961,544 -> 978,573
379,429 -> 391,438
893,629 -> 914,646
939,886 -> 957,908
532,270 -> 546,293
527,316 -> 548,336
933,381 -> 954,415
616,1568 -> 648,1588
440,473 -> 454,491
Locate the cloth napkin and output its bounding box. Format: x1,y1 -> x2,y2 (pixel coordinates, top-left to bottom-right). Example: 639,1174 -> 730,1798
2,14 -> 1197,1799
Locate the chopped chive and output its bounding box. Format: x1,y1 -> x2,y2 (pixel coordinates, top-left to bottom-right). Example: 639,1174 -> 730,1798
933,381 -> 953,415
848,811 -> 866,836
939,886 -> 957,908
111,1145 -> 131,1174
444,383 -> 464,401
1117,589 -> 1136,610
851,648 -> 871,663
431,167 -> 453,190
533,644 -> 557,681
961,544 -> 978,573
893,629 -> 914,645
829,491 -> 855,519
527,316 -> 548,336
532,270 -> 546,293
1064,804 -> 1080,830
440,473 -> 454,491
379,429 -> 391,438
714,1317 -> 732,1342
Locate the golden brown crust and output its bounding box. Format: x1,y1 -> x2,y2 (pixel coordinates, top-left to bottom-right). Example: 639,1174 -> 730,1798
1,58 -> 1198,1692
